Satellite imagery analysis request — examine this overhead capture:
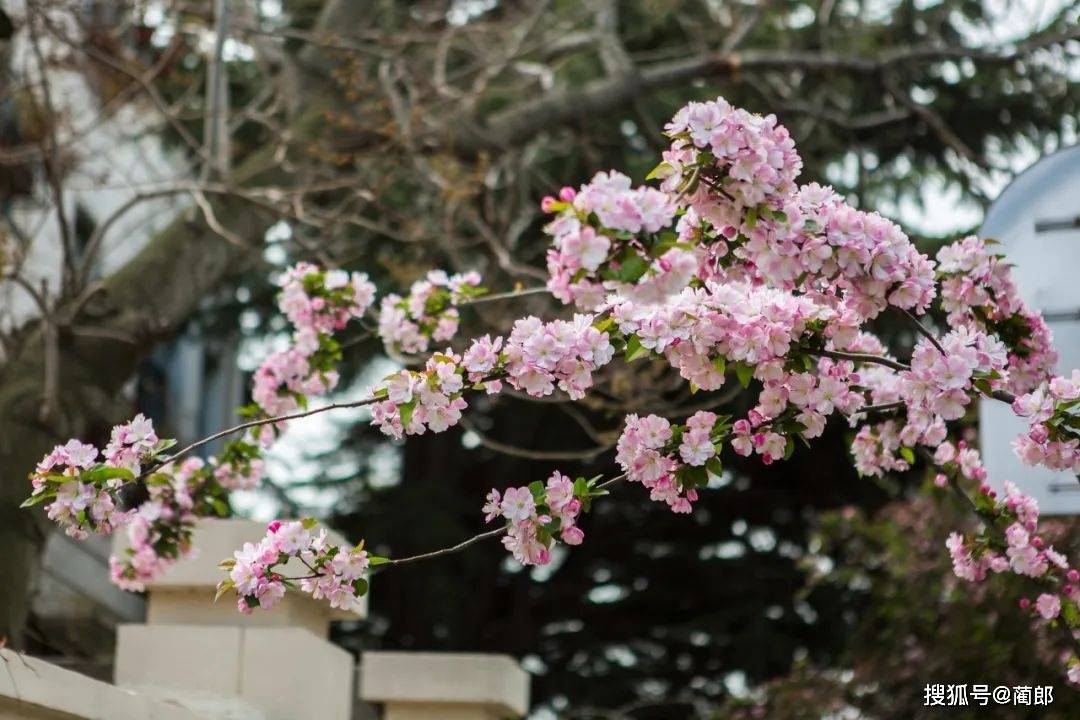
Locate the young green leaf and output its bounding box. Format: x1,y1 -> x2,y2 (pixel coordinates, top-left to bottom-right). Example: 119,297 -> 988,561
19,492 -> 53,508
214,579 -> 235,602
734,362 -> 754,389
624,334 -> 651,363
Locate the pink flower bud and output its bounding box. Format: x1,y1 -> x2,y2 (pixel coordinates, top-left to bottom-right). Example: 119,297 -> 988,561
1068,570 -> 1079,583
1019,598 -> 1031,610
558,186 -> 577,202
561,526 -> 585,545
934,474 -> 948,488
541,196 -> 558,213
267,520 -> 282,534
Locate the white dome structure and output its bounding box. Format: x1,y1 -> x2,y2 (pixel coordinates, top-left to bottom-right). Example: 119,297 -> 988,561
979,144 -> 1080,514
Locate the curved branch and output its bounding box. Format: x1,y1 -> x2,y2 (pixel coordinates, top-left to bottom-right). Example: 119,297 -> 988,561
460,416 -> 612,461
810,349 -> 910,372
149,396 -> 379,476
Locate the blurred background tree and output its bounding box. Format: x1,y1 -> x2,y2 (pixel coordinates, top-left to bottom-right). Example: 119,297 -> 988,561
1,0 -> 1078,716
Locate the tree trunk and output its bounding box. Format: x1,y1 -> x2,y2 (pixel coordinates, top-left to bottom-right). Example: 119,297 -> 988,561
0,188 -> 271,646
0,0 -> 381,649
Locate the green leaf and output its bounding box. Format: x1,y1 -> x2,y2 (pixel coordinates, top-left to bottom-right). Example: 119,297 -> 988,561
398,399 -> 417,428
81,464 -> 136,484
1063,598 -> 1080,629
705,456 -> 723,478
214,579 -> 235,602
368,555 -> 390,567
529,480 -> 545,498
744,207 -> 758,230
783,436 -> 795,461
573,476 -> 588,497
899,446 -> 916,464
301,517 -> 319,530
650,230 -> 679,257
615,254 -> 650,283
20,492 -> 52,508
593,317 -> 614,334
624,334 -> 651,362
734,362 -> 754,389
680,465 -> 708,490
152,438 -> 178,454
146,472 -> 175,487
353,578 -> 370,597
645,161 -> 673,181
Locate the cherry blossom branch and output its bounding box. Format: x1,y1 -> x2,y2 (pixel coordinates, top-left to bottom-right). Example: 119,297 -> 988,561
385,473 -> 628,566
920,447 -> 1080,657
147,396 -> 379,477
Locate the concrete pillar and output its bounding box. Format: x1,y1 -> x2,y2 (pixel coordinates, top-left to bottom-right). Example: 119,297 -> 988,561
112,518 -> 363,720
358,652 -> 530,720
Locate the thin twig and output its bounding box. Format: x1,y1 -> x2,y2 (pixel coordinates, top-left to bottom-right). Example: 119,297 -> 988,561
148,396 -> 380,476
809,349 -> 910,372
460,417 -> 612,461
461,285 -> 548,305
900,308 -> 947,355
386,527 -> 508,566
858,400 -> 906,415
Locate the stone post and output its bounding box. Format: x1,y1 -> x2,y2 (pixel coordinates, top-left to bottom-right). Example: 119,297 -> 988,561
112,518 -> 362,720
358,652 -> 530,720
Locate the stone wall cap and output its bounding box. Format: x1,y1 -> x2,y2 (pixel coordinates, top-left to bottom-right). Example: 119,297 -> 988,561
0,648 -> 213,720
358,651 -> 529,717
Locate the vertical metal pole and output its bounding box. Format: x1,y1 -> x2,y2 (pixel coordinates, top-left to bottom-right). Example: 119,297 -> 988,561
202,0 -> 231,181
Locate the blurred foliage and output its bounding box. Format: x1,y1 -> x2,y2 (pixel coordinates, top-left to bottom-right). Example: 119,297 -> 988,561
721,487 -> 1080,718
